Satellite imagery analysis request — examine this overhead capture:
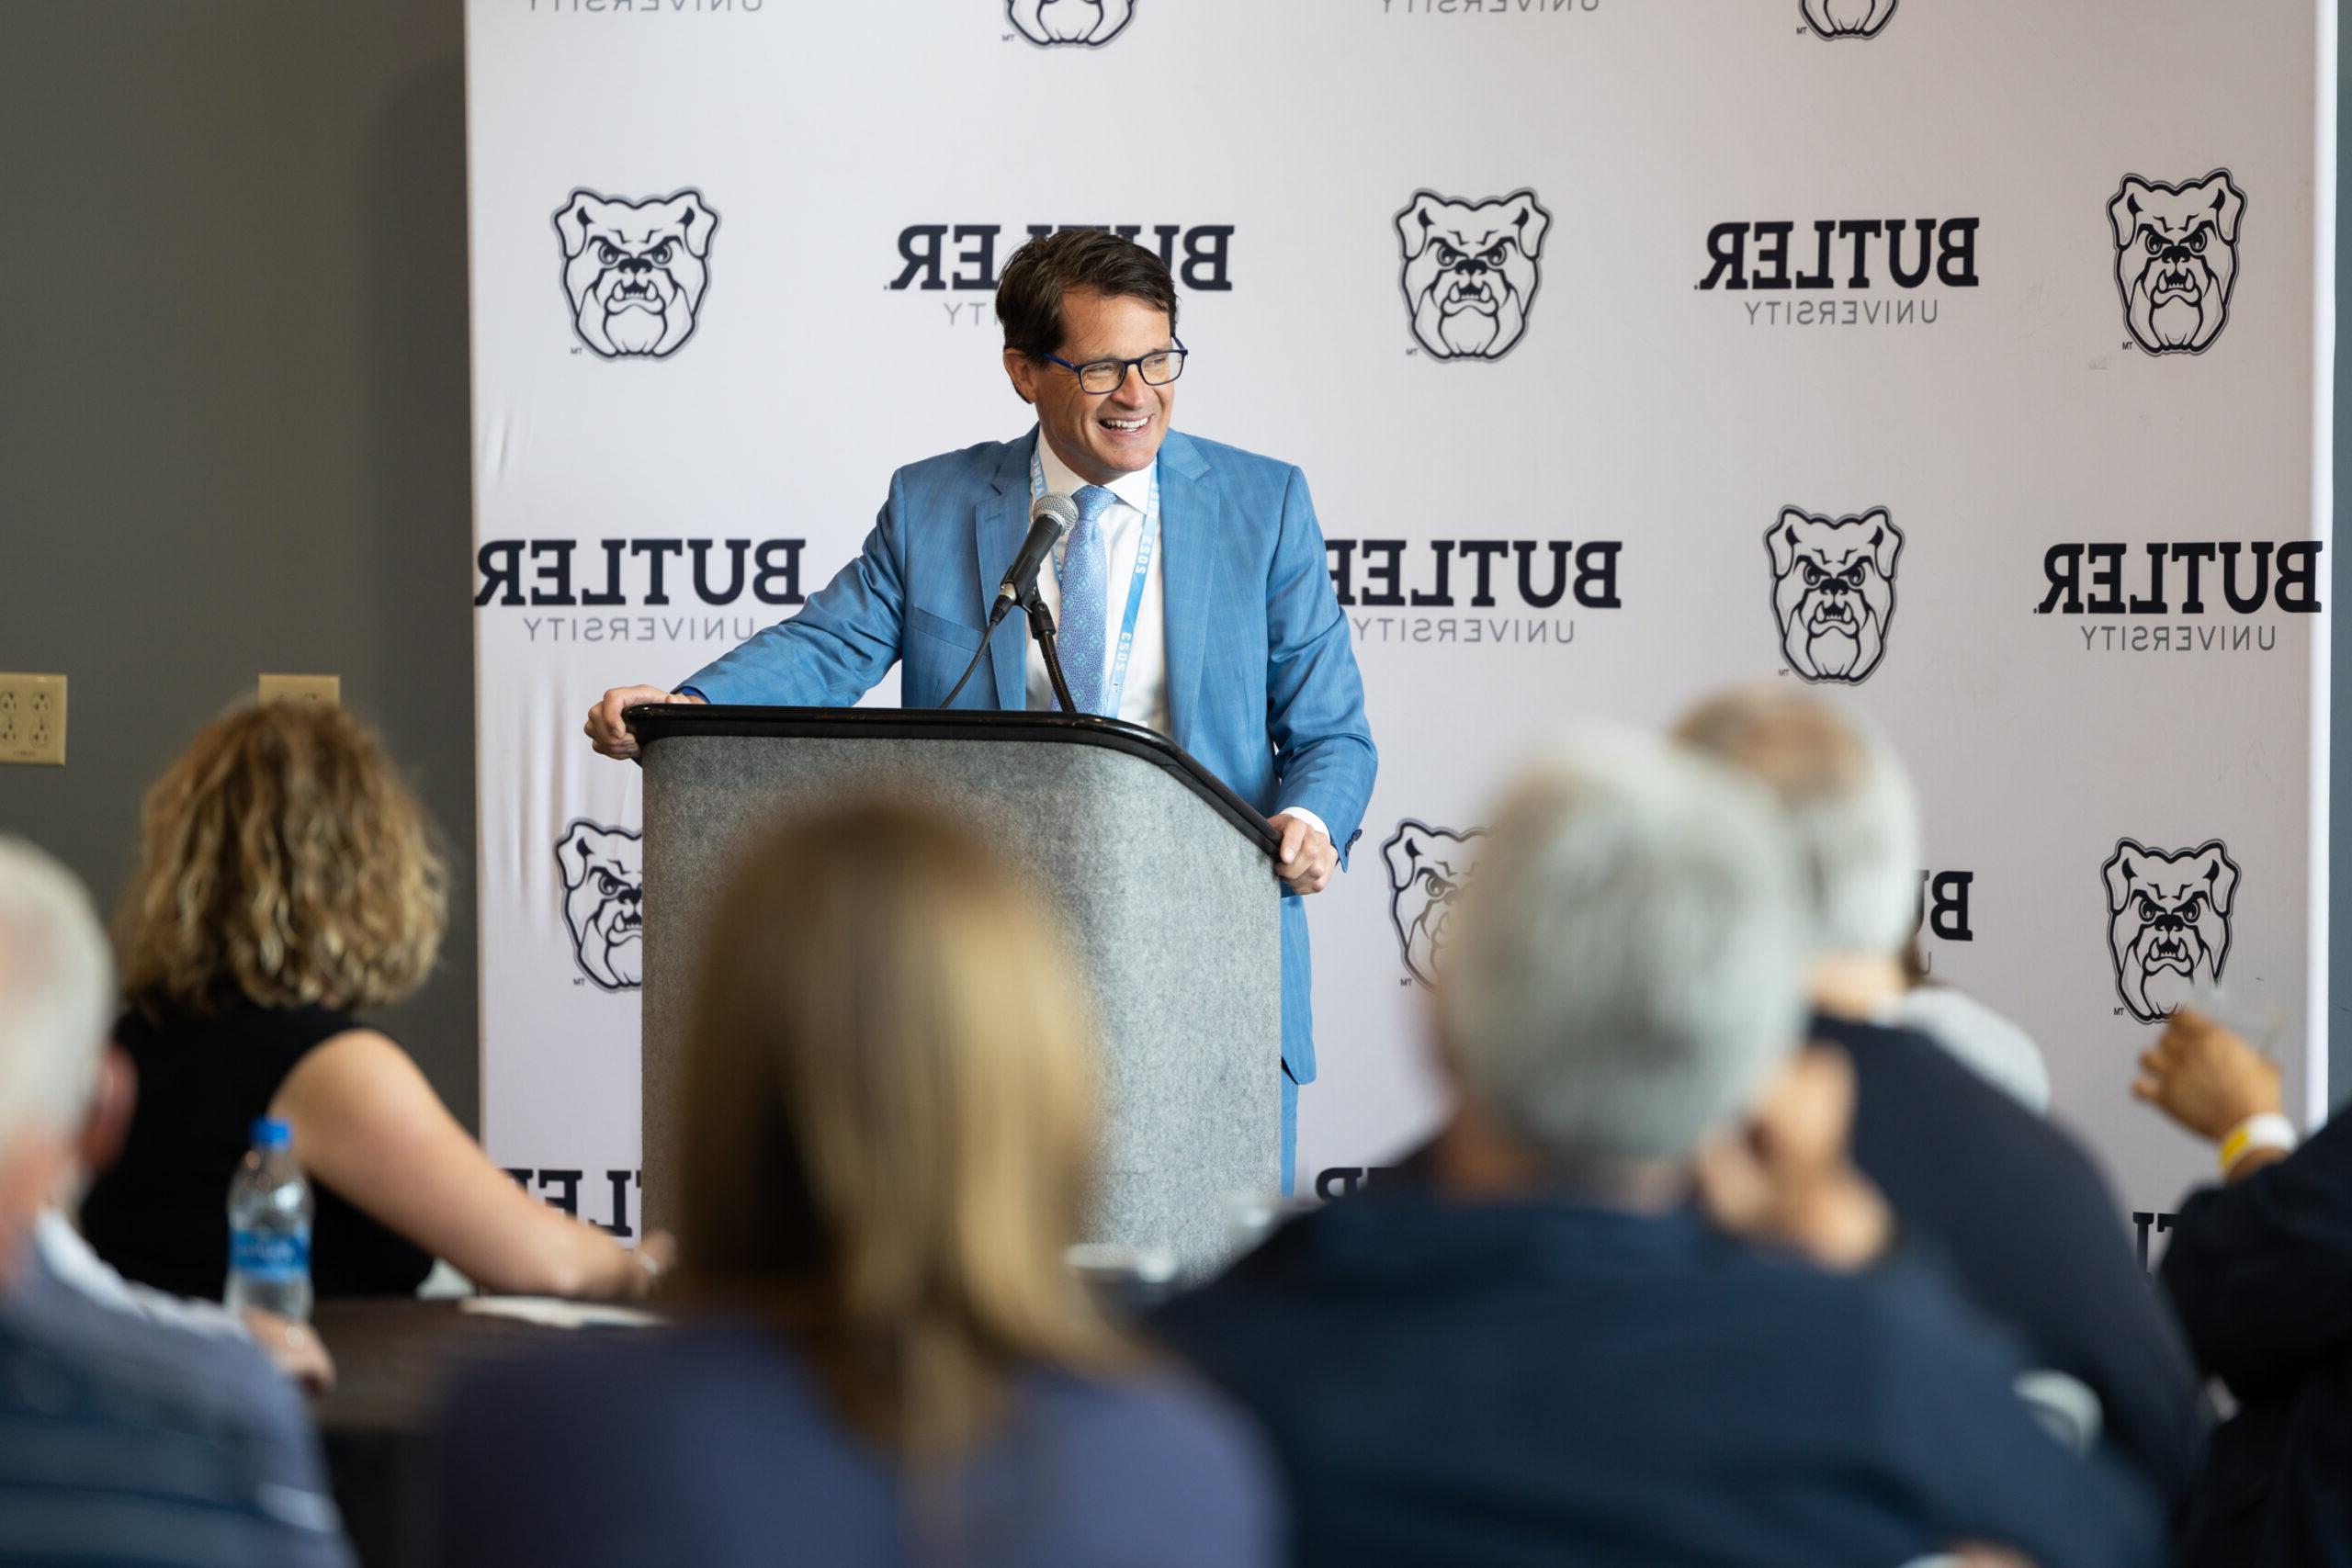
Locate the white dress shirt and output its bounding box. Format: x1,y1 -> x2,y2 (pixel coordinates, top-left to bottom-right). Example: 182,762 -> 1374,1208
1024,434 -> 1326,846
1026,438 -> 1169,733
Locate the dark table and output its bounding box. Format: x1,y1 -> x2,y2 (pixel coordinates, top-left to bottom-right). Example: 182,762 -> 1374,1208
311,1300 -> 631,1568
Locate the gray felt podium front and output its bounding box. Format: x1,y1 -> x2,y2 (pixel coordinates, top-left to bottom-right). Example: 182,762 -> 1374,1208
628,704 -> 1284,1280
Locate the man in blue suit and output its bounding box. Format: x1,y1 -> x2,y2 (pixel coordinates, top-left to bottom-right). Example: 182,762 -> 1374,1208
586,229 -> 1377,1190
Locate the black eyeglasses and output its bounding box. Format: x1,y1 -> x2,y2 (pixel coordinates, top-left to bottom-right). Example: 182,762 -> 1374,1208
1039,338 -> 1188,395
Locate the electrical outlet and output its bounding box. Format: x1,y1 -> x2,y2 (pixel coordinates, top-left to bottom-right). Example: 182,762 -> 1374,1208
0,674 -> 67,766
258,673 -> 341,707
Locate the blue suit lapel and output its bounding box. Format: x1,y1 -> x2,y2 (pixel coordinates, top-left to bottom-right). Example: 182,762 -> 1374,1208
1157,432 -> 1216,752
977,433 -> 1035,711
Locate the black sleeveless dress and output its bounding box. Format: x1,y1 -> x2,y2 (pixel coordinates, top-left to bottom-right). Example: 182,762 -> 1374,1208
81,1000 -> 436,1301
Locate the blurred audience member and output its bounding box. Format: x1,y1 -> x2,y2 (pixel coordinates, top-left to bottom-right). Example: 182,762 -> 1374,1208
0,837 -> 350,1565
431,804 -> 1278,1568
1155,735 -> 2160,1568
46,1043 -> 334,1389
82,702 -> 662,1301
1676,687 -> 2202,1501
1897,931 -> 2052,1111
2138,1008 -> 2349,1568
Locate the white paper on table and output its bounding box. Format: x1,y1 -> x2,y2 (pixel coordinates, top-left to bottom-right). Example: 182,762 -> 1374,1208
458,1297 -> 663,1330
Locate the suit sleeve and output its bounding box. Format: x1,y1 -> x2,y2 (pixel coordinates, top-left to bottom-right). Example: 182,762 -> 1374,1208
1262,465 -> 1376,864
2162,1113 -> 2352,1395
676,470 -> 912,705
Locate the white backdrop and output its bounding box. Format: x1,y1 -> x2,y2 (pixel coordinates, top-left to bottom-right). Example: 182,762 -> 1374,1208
468,0 -> 2333,1242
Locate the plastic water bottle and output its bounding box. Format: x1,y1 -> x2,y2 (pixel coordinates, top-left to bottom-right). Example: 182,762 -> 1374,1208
225,1118 -> 313,1321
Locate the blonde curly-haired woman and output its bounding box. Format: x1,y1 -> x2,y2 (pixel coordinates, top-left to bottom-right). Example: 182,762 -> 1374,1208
81,702 -> 663,1302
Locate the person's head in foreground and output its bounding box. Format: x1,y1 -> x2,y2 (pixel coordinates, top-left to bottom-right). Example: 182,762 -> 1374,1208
1429,729 -> 1881,1251
117,700 -> 447,1020
999,228 -> 1182,486
679,797 -> 1132,1451
429,800 -> 1279,1568
0,838 -> 110,1285
1150,733 -> 2163,1568
1673,684 -> 1921,1017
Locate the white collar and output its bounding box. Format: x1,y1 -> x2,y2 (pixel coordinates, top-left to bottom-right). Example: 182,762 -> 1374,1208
1035,429 -> 1156,514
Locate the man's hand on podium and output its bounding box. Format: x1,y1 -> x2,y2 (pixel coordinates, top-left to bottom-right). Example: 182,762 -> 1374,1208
585,685 -> 705,761
1270,812 -> 1337,896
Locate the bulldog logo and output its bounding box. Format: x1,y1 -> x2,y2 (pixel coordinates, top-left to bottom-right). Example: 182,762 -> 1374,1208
1383,820 -> 1486,989
554,189 -> 718,360
557,819 -> 643,991
2101,839 -> 2239,1024
1396,190 -> 1552,362
2109,170 -> 2245,356
1801,0 -> 1897,38
1767,506 -> 1905,684
1008,0 -> 1136,46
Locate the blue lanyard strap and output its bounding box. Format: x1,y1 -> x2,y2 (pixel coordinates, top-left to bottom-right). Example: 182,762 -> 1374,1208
1029,442 -> 1160,717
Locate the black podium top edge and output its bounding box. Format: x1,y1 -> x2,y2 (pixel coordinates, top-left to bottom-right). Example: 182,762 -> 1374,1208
625,704 -> 1281,855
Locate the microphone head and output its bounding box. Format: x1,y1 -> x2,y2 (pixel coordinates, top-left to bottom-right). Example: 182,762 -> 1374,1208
1030,491 -> 1080,536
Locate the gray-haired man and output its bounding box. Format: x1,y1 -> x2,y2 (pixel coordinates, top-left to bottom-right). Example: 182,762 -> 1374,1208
1157,732 -> 2162,1568
1675,686 -> 2206,1506
0,838 -> 351,1567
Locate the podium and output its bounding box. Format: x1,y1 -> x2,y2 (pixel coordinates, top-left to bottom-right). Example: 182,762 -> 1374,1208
628,704 -> 1284,1278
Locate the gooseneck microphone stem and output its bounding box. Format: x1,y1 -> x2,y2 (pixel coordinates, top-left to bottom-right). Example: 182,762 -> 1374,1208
1026,593 -> 1079,716
936,491 -> 1077,712
939,630 -> 994,710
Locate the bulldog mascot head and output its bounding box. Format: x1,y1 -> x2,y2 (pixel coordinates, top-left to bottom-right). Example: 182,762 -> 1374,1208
1396,190 -> 1552,362
554,189 -> 718,359
1008,0 -> 1136,45
1801,0 -> 1897,39
1384,820 -> 1487,989
1766,507 -> 1904,684
557,819 -> 644,992
2108,170 -> 2245,356
2102,838 -> 2239,1024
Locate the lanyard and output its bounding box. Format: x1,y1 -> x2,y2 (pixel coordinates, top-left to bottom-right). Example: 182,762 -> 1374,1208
1030,442 -> 1160,718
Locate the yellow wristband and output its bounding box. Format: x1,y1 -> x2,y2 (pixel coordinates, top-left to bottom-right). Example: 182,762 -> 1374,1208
2219,1112 -> 2297,1175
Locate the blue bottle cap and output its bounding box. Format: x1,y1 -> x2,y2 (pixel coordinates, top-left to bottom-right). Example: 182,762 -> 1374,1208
251,1118 -> 292,1151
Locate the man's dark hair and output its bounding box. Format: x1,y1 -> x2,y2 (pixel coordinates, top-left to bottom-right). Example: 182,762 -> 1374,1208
996,230 -> 1179,361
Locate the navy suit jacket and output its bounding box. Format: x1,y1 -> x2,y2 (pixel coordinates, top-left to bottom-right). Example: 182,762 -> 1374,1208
2162,1112 -> 2352,1568
681,428 -> 1377,1083
1155,1191 -> 2165,1568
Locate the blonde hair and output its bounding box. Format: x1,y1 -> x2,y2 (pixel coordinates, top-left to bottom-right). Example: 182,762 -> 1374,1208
117,703 -> 447,1016
679,801 -> 1134,1456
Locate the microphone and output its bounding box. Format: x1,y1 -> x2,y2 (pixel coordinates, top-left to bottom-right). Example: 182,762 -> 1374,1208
989,492 -> 1079,628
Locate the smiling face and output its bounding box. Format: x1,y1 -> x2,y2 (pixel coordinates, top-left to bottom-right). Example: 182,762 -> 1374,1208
1003,288 -> 1175,485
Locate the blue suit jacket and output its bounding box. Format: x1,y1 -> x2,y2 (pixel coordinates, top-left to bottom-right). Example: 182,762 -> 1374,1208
680,428 -> 1377,1084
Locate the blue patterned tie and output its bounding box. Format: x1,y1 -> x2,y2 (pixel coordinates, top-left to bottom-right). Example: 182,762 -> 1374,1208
1057,485 -> 1117,715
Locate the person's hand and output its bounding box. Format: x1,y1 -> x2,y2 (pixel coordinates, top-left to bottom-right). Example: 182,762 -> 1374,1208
620,1230 -> 677,1300
2133,1006 -> 2281,1142
583,686 -> 702,761
1694,1046 -> 1892,1272
241,1310 -> 335,1394
1268,813 -> 1337,895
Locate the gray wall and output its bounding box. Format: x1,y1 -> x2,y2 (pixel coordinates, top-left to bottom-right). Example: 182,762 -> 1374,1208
0,4 -> 479,1128
1,4 -> 2345,1127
